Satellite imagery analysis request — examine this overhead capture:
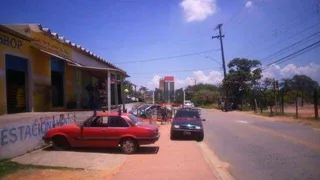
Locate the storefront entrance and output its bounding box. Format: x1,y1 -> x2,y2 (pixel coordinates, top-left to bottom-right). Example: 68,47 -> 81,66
5,54 -> 28,114
51,56 -> 65,107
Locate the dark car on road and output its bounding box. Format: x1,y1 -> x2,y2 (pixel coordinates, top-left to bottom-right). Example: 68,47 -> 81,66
170,108 -> 205,142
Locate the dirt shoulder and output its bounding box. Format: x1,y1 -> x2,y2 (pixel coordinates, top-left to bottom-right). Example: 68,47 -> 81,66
4,169 -> 116,180
227,110 -> 320,129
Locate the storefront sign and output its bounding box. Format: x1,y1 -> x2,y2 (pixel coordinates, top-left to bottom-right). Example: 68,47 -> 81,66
0,32 -> 23,49
164,76 -> 174,82
30,32 -> 71,60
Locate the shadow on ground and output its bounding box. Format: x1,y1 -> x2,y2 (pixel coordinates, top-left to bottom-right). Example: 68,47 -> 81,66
170,138 -> 200,142
43,146 -> 160,155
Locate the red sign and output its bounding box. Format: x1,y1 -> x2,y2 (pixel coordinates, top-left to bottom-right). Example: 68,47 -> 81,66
110,78 -> 115,84
164,76 -> 174,82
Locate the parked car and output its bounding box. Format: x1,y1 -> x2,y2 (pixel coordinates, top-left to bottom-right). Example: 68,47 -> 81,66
184,100 -> 194,107
140,104 -> 162,118
129,104 -> 152,116
42,111 -> 160,154
170,107 -> 205,142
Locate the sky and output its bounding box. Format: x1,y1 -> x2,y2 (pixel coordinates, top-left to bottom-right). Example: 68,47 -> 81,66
1,0 -> 320,90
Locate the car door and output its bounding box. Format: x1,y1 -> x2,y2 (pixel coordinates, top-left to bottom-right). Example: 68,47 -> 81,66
76,116 -> 109,147
105,116 -> 131,147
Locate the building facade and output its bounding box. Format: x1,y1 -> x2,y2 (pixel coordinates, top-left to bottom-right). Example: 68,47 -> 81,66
163,76 -> 174,103
0,24 -> 128,115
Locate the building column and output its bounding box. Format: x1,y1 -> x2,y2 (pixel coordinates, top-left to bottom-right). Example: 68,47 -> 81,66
114,73 -> 118,106
121,75 -> 125,110
107,70 -> 111,111
28,59 -> 34,112
75,68 -> 79,108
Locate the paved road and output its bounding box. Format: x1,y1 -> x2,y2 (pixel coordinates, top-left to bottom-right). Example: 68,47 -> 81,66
202,109 -> 320,180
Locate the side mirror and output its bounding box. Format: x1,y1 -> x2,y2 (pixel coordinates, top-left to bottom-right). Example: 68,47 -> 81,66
202,119 -> 206,121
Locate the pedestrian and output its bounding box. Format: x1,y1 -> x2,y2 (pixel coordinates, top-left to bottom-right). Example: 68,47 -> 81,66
160,105 -> 167,125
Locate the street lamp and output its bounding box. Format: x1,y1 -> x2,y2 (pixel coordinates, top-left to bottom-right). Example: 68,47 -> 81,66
123,88 -> 129,112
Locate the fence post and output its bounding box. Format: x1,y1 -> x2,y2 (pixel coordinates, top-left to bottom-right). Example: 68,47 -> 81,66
314,88 -> 319,120
295,95 -> 299,119
281,92 -> 284,116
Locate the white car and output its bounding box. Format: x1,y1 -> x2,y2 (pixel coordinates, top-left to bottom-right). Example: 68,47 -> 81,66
184,100 -> 194,107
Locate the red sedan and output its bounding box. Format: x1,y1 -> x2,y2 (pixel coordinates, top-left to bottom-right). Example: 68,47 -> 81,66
42,111 -> 160,154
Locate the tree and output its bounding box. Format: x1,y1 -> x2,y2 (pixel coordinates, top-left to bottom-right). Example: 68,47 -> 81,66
280,75 -> 319,105
185,84 -> 220,103
223,58 -> 262,109
253,78 -> 273,113
138,86 -> 148,101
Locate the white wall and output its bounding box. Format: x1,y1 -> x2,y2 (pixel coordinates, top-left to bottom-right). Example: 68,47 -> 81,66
0,113 -> 75,159
71,49 -> 112,69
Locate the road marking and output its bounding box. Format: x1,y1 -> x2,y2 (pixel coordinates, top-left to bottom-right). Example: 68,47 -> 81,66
246,124 -> 320,151
237,120 -> 248,124
198,142 -> 235,180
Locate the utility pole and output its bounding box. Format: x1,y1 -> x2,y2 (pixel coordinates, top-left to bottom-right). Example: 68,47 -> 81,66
212,24 -> 227,78
212,23 -> 228,110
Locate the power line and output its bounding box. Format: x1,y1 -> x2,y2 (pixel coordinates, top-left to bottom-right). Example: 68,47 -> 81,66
129,67 -> 221,75
264,22 -> 320,51
262,40 -> 320,71
115,49 -> 220,65
237,6 -> 319,56
241,21 -> 320,60
274,43 -> 320,67
261,31 -> 320,62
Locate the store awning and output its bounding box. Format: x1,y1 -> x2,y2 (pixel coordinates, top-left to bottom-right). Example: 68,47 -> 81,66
67,62 -> 119,80
31,46 -> 79,65
67,62 -> 118,72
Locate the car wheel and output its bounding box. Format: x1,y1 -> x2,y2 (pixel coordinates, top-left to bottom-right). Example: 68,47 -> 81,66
197,134 -> 204,142
170,132 -> 175,140
52,135 -> 70,150
120,138 -> 137,154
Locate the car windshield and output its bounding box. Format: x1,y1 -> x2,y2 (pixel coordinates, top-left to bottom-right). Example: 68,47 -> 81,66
175,109 -> 200,119
128,115 -> 142,125
139,105 -> 151,110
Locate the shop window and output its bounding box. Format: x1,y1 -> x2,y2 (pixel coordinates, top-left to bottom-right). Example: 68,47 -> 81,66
51,56 -> 65,107
5,55 -> 28,114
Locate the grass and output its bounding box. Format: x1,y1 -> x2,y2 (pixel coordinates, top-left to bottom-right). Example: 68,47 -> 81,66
0,159 -> 81,178
258,111 -> 297,118
200,104 -> 219,109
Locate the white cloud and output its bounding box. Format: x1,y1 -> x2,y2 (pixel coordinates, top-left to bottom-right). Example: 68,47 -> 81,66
146,70 -> 224,90
180,0 -> 217,22
146,75 -> 161,90
263,63 -> 320,83
245,1 -> 253,8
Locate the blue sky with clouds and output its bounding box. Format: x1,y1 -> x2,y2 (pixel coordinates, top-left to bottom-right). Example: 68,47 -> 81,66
1,0 -> 319,89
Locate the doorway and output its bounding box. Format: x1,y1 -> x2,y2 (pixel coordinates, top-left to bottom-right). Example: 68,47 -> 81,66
5,55 -> 28,114
51,56 -> 65,107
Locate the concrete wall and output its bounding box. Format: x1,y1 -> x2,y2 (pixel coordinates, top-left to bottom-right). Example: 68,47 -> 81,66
0,113 -> 75,159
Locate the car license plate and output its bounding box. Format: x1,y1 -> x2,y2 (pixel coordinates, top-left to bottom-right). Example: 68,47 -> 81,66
183,131 -> 191,135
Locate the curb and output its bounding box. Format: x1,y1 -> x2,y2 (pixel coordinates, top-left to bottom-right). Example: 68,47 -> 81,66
198,142 -> 235,180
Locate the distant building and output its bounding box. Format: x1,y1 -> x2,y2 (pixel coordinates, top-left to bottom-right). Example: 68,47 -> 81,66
159,78 -> 164,91
164,76 -> 174,103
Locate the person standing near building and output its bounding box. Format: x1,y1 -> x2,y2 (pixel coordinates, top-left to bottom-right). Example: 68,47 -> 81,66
160,105 -> 167,125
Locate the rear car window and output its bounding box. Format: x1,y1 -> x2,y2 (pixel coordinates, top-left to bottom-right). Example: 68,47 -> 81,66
108,116 -> 129,127
175,109 -> 200,119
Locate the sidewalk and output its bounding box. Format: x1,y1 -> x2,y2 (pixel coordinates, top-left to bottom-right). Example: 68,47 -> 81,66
114,124 -> 216,180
